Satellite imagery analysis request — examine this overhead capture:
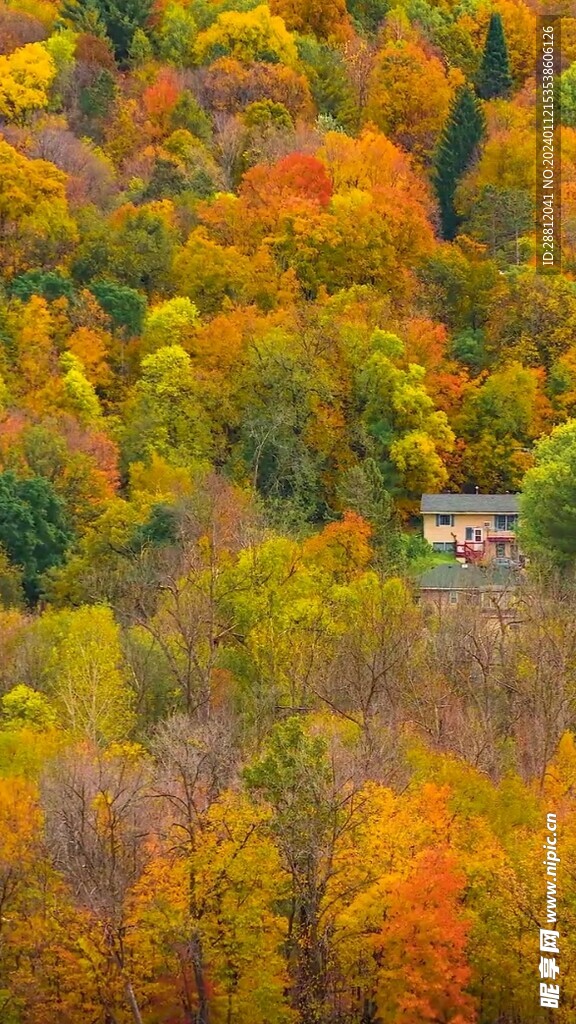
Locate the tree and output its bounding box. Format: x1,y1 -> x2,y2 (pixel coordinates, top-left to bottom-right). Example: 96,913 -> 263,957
357,330 -> 455,495
269,0 -> 351,41
375,849 -> 476,1024
89,279 -> 147,337
0,471 -> 72,603
42,746 -> 151,1023
59,353 -> 103,426
366,39 -> 462,161
38,605 -> 135,741
1,684 -> 56,729
194,5 -> 299,67
560,61 -> 576,128
520,420 -> 576,570
433,85 -> 485,240
156,2 -> 198,66
346,0 -> 388,35
122,345 -> 215,470
476,13 -> 512,100
245,716 -> 360,1024
0,139 -> 77,277
0,41 -> 55,122
61,0 -> 154,62
142,296 -> 200,353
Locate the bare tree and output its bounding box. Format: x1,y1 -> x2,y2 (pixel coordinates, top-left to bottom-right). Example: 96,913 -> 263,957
151,710 -> 238,1024
42,748 -> 152,1024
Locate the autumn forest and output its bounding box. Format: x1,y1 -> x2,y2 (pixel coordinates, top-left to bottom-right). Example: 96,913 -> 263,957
1,0 -> 576,1021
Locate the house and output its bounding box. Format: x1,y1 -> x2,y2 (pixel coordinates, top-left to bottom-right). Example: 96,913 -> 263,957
417,563 -> 522,612
420,493 -> 521,564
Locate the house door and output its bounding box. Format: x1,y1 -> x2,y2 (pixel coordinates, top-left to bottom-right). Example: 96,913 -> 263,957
496,541 -> 506,557
474,529 -> 482,543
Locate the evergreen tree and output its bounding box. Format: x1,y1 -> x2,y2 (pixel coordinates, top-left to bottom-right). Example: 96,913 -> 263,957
60,0 -> 153,62
477,13 -> 512,100
0,472 -> 72,604
433,85 -> 485,240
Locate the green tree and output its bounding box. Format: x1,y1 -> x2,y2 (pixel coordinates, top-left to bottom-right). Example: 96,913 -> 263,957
460,184 -> 532,263
433,85 -> 485,240
90,280 -> 147,336
157,2 -> 198,66
10,270 -> 75,304
520,420 -> 576,570
61,0 -> 154,62
476,13 -> 512,101
122,345 -> 214,470
347,0 -> 388,35
0,472 -> 72,604
560,61 -> 576,128
1,685 -> 57,729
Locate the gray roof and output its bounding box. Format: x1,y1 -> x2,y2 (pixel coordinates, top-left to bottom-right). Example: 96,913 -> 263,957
418,564 -> 520,591
421,493 -> 520,514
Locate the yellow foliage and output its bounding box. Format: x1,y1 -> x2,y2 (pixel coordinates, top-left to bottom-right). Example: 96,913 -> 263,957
195,4 -> 298,67
0,41 -> 56,122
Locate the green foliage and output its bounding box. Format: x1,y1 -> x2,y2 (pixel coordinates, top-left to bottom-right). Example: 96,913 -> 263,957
560,61 -> 576,127
156,2 -> 198,66
61,0 -> 154,62
433,85 -> 485,240
10,270 -> 75,303
79,67 -> 118,122
476,13 -> 512,100
90,279 -> 147,335
0,472 -> 72,604
521,420 -> 576,569
0,546 -> 25,609
244,716 -> 333,849
122,344 -> 214,469
1,685 -> 57,729
170,91 -> 213,141
346,0 -> 389,35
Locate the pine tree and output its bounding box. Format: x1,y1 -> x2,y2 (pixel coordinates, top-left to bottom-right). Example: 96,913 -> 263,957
60,0 -> 153,62
433,84 -> 485,240
477,13 -> 512,100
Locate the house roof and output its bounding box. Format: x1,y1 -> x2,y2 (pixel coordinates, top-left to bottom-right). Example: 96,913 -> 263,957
418,564 -> 520,591
421,493 -> 520,514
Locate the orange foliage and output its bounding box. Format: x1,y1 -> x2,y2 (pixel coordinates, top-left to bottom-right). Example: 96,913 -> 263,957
199,56 -> 314,118
304,510 -> 373,577
375,848 -> 476,1024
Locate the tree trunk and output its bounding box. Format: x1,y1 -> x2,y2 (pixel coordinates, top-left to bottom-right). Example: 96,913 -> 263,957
124,979 -> 145,1024
190,930 -> 210,1024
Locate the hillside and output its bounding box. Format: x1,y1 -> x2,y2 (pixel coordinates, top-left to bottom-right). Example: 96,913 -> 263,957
0,0 -> 576,1021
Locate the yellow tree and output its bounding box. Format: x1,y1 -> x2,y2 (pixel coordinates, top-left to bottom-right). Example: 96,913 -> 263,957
0,41 -> 55,122
0,139 -> 77,277
37,605 -> 135,743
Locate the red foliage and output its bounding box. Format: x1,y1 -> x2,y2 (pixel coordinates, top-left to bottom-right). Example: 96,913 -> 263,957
240,153 -> 333,211
142,71 -> 182,134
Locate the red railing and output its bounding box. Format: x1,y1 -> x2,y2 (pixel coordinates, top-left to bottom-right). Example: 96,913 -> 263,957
455,541 -> 485,561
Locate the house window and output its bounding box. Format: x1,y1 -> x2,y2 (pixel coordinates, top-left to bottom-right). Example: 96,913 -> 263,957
494,514 -> 518,531
466,527 -> 482,542
449,591 -> 458,604
433,542 -> 456,553
436,514 -> 454,527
